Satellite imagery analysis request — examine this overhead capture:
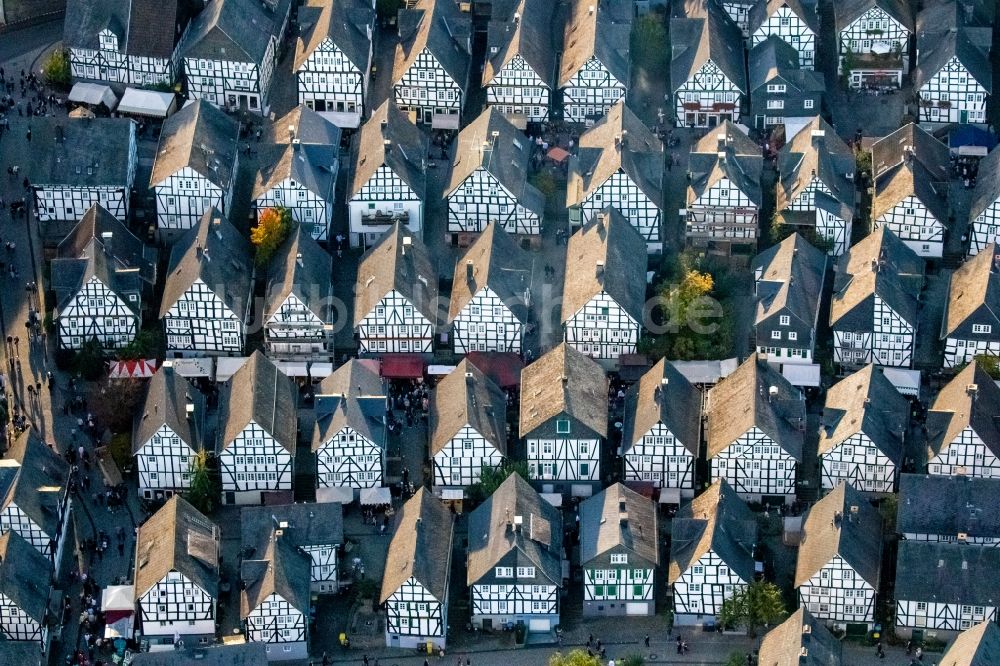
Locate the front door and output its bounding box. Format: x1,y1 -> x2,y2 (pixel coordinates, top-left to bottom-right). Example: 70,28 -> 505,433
960,109 -> 969,123
238,94 -> 248,108
697,113 -> 707,126
225,491 -> 235,504
423,108 -> 433,124
708,115 -> 719,128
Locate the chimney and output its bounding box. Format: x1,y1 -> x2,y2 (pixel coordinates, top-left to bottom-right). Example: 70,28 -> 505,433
287,124 -> 296,142
967,383 -> 979,398
100,231 -> 113,254
588,4 -> 594,13
402,235 -> 412,254
202,248 -> 212,262
292,138 -> 301,150
466,259 -> 474,283
561,375 -> 568,386
596,260 -> 605,279
296,252 -> 303,267
768,385 -> 779,402
185,394 -> 195,418
213,215 -> 223,240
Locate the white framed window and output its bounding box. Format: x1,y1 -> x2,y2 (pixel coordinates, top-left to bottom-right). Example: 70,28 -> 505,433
973,324 -> 992,334
804,99 -> 814,109
779,315 -> 790,326
610,553 -> 628,564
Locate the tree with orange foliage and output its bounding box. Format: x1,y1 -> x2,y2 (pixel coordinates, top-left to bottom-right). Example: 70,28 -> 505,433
251,206 -> 292,265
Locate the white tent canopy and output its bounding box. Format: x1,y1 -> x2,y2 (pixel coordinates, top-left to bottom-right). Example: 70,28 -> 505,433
781,363 -> 821,388
359,487 -> 391,505
117,88 -> 176,118
317,486 -> 353,504
102,585 -> 134,611
882,368 -> 921,397
69,82 -> 117,109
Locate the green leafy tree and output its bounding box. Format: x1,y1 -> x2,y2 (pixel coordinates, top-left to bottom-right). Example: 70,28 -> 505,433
75,337 -> 107,381
719,580 -> 788,637
251,206 -> 293,266
470,459 -> 533,501
619,654 -> 646,666
631,14 -> 669,75
974,355 -> 1000,379
549,650 -> 601,666
186,450 -> 219,514
42,49 -> 71,89
723,652 -> 748,666
118,330 -> 163,361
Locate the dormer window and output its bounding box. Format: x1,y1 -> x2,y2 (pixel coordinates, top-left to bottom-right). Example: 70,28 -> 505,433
556,419 -> 571,434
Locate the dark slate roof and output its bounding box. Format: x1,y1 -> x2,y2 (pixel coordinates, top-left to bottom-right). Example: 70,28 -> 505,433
873,123 -> 951,182
241,536 -> 311,620
566,101 -> 664,209
898,474 -> 1000,541
833,0 -> 914,32
669,0 -> 746,94
57,204 -> 156,285
380,488 -> 454,603
937,621 -> 1000,666
0,531 -> 51,624
752,232 -> 827,332
64,0 -> 188,58
668,480 -> 757,584
429,360 -> 507,456
466,474 -> 563,585
241,503 -> 344,561
252,106 -> 340,205
446,108 -> 544,216
51,238 -> 143,317
294,0 -> 374,73
941,245 -> 1000,339
706,354 -> 804,460
392,0 -> 471,91
27,117 -> 134,188
747,0 -> 819,37
579,482 -> 658,566
519,343 -> 608,438
159,208 -> 253,318
925,362 -> 1000,461
134,496 -> 219,598
621,358 -> 702,455
818,364 -> 907,460
757,608 -> 843,666
264,226 -> 334,323
895,540 -> 1000,607
132,366 -> 206,455
777,117 -> 856,213
559,0 -> 631,87
2,432 -> 70,544
353,222 -> 438,326
748,36 -> 811,92
218,351 -> 298,453
830,227 -> 924,330
313,359 -> 386,452
349,100 -> 428,199
561,208 -> 648,323
914,15 -> 992,94
872,159 -> 951,225
182,0 -> 291,65
150,100 -> 239,189
970,144 -> 1000,221
687,121 -> 763,206
131,644 -> 269,666
795,482 -> 882,587
448,223 -> 531,324
483,0 -> 556,89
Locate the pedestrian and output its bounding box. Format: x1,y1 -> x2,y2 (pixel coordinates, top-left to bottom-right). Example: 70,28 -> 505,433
363,654 -> 369,666
25,127 -> 30,142
117,541 -> 124,556
906,640 -> 912,655
322,653 -> 331,666
596,639 -> 602,652
676,636 -> 683,654
915,646 -> 923,661
644,635 -> 650,648
588,634 -> 593,648
608,660 -> 615,666
876,641 -> 885,659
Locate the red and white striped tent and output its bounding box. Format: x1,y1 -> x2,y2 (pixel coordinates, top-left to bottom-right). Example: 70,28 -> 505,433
108,359 -> 158,379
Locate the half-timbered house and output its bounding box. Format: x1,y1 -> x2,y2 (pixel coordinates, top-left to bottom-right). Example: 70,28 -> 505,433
0,531 -> 52,648
181,0 -> 292,115
670,0 -> 746,128
149,100 -> 240,236
752,232 -> 827,365
483,0 -> 555,125
558,0 -> 631,124
669,480 -> 758,626
579,483 -> 658,616
819,365 -> 907,494
925,362 -> 1000,478
620,358 -> 702,499
430,361 -> 507,490
796,482 -> 882,630
566,101 -> 665,249
51,204 -> 157,350
133,365 -> 206,500
835,0 -> 914,88
776,117 -> 857,255
969,147 -> 1000,255
562,209 -> 646,363
830,227 -> 925,368
160,208 -> 253,357
913,1 -> 992,126
757,608 -> 844,666
685,121 -> 763,251
28,117 -> 137,227
748,37 -> 825,133
263,226 -> 335,360
217,352 -> 297,505
294,0 -> 375,128
381,488 -> 455,648
719,0 -> 756,34
520,343 -> 608,496
940,244 -> 1000,367
354,223 -> 438,354
252,106 -> 340,242
242,503 -> 344,594
448,222 -> 531,355
64,0 -> 195,86
466,474 -> 563,632
445,108 -> 544,235
241,536 -> 311,660
748,0 -> 819,69
312,359 -> 387,499
936,621 -> 1000,664
0,433 -> 72,569
705,354 -> 805,504
133,497 -> 219,651
871,123 -> 952,258
348,100 -> 428,248
895,541 -> 1000,639
130,643 -> 268,666
898,473 -> 1000,545
391,0 -> 472,129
